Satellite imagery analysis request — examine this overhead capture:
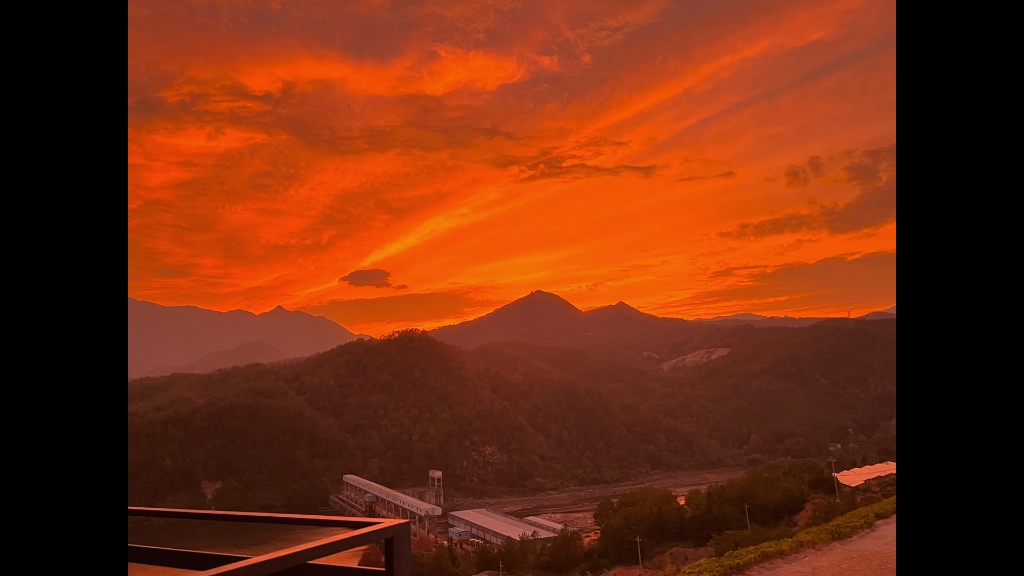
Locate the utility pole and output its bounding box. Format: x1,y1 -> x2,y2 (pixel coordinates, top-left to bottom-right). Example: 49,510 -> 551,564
744,503 -> 750,530
827,456 -> 840,499
636,535 -> 643,569
499,561 -> 503,576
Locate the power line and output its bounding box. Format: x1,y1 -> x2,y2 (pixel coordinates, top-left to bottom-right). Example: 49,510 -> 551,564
636,535 -> 643,570
827,457 -> 840,499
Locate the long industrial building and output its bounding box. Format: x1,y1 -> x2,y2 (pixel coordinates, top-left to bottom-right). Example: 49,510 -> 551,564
330,475 -> 443,538
448,509 -> 559,546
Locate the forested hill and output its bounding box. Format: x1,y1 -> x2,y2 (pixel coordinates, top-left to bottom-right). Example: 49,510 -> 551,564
127,320 -> 896,511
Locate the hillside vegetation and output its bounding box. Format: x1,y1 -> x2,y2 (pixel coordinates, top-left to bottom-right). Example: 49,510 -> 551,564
128,321 -> 896,510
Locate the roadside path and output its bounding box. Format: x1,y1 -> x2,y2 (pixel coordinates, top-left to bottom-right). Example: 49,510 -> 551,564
739,516 -> 896,576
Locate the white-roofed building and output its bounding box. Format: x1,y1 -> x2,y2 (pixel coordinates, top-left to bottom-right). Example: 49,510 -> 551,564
448,527 -> 471,541
836,461 -> 897,487
448,509 -> 559,546
522,516 -> 566,533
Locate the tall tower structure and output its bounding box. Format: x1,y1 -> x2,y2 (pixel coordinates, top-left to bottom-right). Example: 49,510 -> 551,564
428,470 -> 444,507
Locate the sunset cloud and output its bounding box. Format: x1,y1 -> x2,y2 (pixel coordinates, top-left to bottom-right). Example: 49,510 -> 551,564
784,156 -> 824,187
128,0 -> 897,329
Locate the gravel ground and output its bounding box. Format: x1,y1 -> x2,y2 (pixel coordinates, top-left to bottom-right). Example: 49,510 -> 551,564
449,468 -> 746,533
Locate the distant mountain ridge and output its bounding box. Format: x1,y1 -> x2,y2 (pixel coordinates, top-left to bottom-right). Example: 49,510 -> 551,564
858,305 -> 896,320
169,340 -> 291,375
430,291 -> 680,349
431,291 -> 897,350
129,293 -> 894,377
692,313 -> 826,327
690,305 -> 895,326
128,299 -> 358,379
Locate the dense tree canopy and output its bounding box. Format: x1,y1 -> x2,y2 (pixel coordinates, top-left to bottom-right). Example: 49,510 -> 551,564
128,321 -> 896,510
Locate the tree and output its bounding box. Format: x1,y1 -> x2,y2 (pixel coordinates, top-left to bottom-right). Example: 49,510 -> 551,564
544,526 -> 585,571
594,488 -> 682,561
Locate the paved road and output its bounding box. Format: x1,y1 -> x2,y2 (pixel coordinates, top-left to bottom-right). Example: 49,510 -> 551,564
742,516 -> 896,576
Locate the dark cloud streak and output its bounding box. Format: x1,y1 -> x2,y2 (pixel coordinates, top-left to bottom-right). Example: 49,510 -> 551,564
340,269 -> 392,288
679,170 -> 736,182
722,144 -> 895,239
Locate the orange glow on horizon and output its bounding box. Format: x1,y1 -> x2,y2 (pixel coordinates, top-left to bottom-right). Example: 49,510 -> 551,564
128,0 -> 896,337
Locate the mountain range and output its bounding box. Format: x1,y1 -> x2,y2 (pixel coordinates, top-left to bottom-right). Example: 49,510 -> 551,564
128,293 -> 895,378
128,298 -> 360,378
858,306 -> 897,321
430,291 -> 896,352
128,292 -> 897,508
430,291 -> 675,349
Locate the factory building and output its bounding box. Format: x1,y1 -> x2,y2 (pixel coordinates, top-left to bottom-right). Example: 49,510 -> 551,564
398,469 -> 445,507
448,509 -> 559,546
330,474 -> 442,538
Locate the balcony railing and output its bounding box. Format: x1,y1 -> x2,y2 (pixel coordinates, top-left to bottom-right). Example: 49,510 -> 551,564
128,507 -> 411,576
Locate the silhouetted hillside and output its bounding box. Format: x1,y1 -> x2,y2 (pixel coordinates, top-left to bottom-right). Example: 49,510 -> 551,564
128,321 -> 896,511
128,299 -> 357,378
431,291 -> 586,347
176,340 -> 291,374
429,291 -> 861,350
431,291 -> 697,350
859,305 -> 897,320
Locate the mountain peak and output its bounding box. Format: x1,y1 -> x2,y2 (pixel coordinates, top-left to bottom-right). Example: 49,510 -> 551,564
522,290 -> 572,302
429,290 -> 584,347
702,312 -> 766,320
584,300 -> 655,320
504,291 -> 583,313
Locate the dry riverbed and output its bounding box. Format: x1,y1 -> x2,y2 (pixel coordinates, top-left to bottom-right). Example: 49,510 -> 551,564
449,468 -> 746,535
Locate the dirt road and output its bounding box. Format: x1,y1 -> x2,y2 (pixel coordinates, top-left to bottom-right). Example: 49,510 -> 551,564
740,516 -> 896,576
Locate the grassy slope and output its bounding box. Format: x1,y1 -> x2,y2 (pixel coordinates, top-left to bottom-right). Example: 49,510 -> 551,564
679,497 -> 897,576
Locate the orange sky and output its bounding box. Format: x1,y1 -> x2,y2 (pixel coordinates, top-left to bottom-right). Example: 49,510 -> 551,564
128,0 -> 896,336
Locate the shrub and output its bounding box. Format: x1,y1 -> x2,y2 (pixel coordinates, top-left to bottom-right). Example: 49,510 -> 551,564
708,525 -> 793,557
805,494 -> 860,527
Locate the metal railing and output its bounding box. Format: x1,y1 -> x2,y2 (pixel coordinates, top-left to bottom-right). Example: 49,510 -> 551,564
128,507 -> 411,576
